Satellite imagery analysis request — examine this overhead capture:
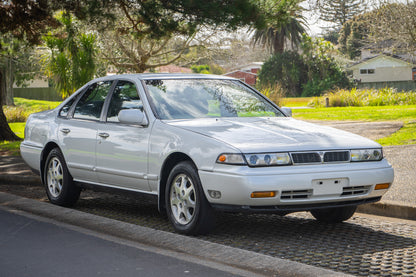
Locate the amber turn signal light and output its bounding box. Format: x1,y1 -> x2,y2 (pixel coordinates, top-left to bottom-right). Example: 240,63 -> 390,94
375,183 -> 390,190
250,191 -> 276,198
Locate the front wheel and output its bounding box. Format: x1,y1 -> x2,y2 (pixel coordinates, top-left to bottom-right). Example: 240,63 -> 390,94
165,161 -> 215,235
44,148 -> 81,207
310,205 -> 357,223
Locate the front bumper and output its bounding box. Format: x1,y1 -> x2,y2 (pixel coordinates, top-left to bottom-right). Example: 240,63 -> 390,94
199,159 -> 394,209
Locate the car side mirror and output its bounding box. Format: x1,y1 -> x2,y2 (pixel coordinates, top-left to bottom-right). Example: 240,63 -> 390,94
118,109 -> 148,126
281,107 -> 292,117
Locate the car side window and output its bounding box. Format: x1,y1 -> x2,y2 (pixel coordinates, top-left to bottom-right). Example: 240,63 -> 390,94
106,80 -> 143,123
73,81 -> 113,121
58,97 -> 76,117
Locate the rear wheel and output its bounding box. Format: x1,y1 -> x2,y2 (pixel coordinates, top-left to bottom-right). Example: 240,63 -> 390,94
165,161 -> 215,235
310,206 -> 357,223
44,148 -> 81,207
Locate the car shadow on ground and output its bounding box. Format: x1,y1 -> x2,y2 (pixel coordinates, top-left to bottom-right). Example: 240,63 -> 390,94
1,185 -> 415,276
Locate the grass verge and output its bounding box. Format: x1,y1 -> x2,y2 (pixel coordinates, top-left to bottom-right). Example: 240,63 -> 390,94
293,105 -> 416,146
0,123 -> 25,156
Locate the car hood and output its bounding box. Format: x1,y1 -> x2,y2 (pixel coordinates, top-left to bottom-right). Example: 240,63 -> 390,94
165,117 -> 380,153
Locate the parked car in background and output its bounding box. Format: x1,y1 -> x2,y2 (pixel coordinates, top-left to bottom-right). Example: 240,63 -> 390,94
21,74 -> 394,235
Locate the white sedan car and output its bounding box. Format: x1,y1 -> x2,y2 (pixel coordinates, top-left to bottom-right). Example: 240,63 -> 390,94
21,74 -> 394,234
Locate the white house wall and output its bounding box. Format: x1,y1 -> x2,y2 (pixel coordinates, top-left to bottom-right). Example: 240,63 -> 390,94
354,66 -> 412,82
351,55 -> 414,83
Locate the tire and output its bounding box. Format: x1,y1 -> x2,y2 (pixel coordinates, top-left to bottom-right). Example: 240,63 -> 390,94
44,148 -> 81,207
310,205 -> 357,223
165,161 -> 215,235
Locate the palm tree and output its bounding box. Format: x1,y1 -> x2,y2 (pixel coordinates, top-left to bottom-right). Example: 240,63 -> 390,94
252,0 -> 307,54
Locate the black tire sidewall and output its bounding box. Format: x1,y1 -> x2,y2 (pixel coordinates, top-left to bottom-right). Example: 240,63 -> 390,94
311,205 -> 357,223
165,161 -> 212,235
44,148 -> 80,207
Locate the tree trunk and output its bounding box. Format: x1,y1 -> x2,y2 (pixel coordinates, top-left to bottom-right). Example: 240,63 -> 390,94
0,68 -> 21,141
5,57 -> 14,106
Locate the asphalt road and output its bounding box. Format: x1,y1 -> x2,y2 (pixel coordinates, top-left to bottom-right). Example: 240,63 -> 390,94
0,207 -> 249,277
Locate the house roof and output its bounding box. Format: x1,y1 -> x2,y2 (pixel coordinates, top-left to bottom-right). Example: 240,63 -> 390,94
229,62 -> 263,72
349,53 -> 416,69
155,65 -> 193,73
224,70 -> 258,76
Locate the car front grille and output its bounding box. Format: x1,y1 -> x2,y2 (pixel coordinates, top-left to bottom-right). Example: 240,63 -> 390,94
341,185 -> 371,196
290,151 -> 350,164
281,189 -> 313,200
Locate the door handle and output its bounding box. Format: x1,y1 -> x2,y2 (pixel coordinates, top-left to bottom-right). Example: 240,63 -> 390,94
60,128 -> 71,134
98,132 -> 110,138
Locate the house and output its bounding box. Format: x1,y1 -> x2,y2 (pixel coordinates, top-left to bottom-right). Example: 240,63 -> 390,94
349,54 -> 416,90
155,65 -> 192,73
224,62 -> 263,86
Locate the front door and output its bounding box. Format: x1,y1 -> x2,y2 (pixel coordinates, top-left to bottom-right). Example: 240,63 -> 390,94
95,80 -> 151,192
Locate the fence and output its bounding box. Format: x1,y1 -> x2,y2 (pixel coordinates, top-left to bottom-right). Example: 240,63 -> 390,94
357,81 -> 416,91
13,87 -> 62,101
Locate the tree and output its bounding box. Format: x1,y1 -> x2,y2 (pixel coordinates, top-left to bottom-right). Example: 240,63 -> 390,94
0,0 -> 265,141
258,51 -> 306,96
0,0 -> 57,141
338,12 -> 373,59
316,0 -> 366,31
99,0 -> 264,73
252,0 -> 306,54
300,35 -> 350,96
370,1 -> 416,53
43,12 -> 100,98
258,35 -> 350,97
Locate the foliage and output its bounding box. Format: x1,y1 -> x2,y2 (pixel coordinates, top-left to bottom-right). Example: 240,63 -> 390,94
315,0 -> 366,30
3,97 -> 61,123
300,35 -> 351,97
308,88 -> 416,107
370,1 -> 416,53
191,65 -> 210,74
42,12 -> 101,98
0,0 -> 57,45
338,11 -> 375,59
258,51 -> 306,96
0,35 -> 42,106
252,0 -> 306,54
99,0 -> 265,73
259,84 -> 285,105
190,64 -> 224,74
259,35 -> 350,97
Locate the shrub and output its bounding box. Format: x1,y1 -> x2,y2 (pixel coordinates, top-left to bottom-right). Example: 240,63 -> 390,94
260,84 -> 285,106
308,87 -> 416,107
3,106 -> 27,123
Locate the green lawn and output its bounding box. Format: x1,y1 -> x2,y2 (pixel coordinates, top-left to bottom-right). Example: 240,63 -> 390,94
1,99 -> 416,155
280,97 -> 312,107
293,105 -> 416,146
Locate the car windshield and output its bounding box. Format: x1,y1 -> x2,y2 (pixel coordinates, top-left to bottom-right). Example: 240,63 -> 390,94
144,79 -> 285,120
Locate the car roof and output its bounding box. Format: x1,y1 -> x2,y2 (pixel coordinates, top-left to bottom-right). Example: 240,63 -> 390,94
93,73 -> 237,82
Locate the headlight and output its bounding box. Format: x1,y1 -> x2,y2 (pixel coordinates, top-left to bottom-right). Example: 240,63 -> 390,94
350,149 -> 383,162
245,153 -> 291,167
216,153 -> 246,165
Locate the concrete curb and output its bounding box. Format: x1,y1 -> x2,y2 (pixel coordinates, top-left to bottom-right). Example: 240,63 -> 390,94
0,192 -> 350,277
0,175 -> 42,186
358,201 -> 416,220
1,174 -> 414,221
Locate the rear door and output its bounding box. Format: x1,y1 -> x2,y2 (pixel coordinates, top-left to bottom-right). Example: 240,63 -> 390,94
95,80 -> 152,192
58,80 -> 113,183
